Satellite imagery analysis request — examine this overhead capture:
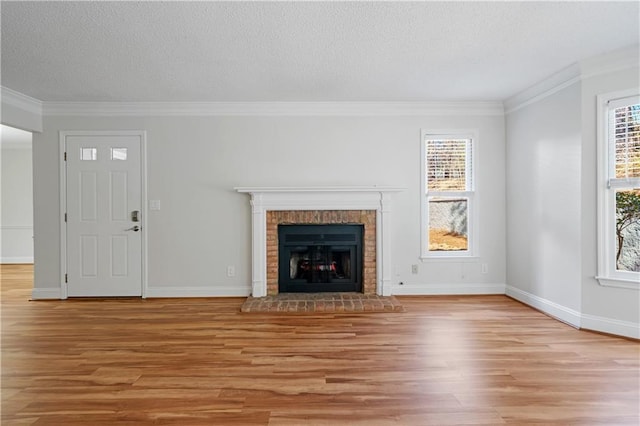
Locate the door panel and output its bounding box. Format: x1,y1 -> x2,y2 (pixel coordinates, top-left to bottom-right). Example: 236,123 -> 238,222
110,172 -> 128,221
80,235 -> 98,277
80,172 -> 98,221
66,134 -> 142,297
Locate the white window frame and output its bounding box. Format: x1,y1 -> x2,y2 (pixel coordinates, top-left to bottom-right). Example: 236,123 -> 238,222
420,130 -> 479,260
596,90 -> 640,289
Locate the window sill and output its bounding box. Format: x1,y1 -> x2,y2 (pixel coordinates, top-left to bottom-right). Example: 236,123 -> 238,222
595,276 -> 640,290
420,256 -> 480,263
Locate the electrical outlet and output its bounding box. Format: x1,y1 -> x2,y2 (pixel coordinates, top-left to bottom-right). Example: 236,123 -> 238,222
411,264 -> 418,274
227,265 -> 235,277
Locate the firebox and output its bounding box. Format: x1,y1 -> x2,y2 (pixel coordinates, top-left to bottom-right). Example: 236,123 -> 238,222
278,224 -> 363,293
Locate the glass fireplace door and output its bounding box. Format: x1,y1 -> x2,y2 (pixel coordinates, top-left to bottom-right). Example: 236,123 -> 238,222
279,225 -> 362,293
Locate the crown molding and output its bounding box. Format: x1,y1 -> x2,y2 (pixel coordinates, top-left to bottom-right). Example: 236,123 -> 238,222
580,44 -> 640,80
503,64 -> 582,114
235,186 -> 406,193
1,86 -> 43,116
42,100 -> 504,117
504,45 -> 640,114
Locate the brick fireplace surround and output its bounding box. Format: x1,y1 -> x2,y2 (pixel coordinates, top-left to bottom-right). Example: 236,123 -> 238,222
235,187 -> 404,298
267,210 -> 376,296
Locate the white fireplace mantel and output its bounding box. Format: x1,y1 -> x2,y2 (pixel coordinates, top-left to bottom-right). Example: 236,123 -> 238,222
235,186 -> 405,297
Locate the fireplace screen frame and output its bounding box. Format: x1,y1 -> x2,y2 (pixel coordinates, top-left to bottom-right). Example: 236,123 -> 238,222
278,224 -> 363,293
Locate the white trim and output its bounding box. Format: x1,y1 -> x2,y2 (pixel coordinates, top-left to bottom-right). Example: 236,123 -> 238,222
420,130 -> 479,259
59,130 -> 148,300
420,256 -> 480,263
608,177 -> 640,189
235,186 -> 405,193
7,47 -> 639,119
392,283 -> 505,295
140,132 -> 149,298
146,285 -> 251,298
42,101 -> 504,117
580,45 -> 640,81
504,45 -> 640,114
506,285 -> 582,328
235,186 -> 405,297
595,276 -> 640,290
1,257 -> 34,264
581,313 -> 640,340
1,86 -> 43,117
506,285 -> 640,339
504,65 -> 581,114
31,287 -> 62,300
596,90 -> 640,287
59,134 -> 67,299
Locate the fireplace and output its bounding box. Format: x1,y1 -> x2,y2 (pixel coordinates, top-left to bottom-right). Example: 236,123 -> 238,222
268,210 -> 376,295
235,186 -> 404,297
278,224 -> 363,293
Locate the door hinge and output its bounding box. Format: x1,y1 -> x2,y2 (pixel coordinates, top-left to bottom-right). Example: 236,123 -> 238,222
64,213 -> 67,222
64,152 -> 67,161
65,273 -> 68,283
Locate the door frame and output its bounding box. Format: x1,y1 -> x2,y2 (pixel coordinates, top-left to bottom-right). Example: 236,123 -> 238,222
59,130 -> 148,299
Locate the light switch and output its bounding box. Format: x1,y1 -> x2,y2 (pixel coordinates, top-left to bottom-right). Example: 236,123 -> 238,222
149,200 -> 161,211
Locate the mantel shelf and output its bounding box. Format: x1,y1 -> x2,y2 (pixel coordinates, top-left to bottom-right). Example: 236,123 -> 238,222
235,186 -> 406,194
236,186 -> 403,298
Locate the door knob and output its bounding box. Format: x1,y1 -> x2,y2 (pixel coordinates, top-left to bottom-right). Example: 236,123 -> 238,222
125,225 -> 140,232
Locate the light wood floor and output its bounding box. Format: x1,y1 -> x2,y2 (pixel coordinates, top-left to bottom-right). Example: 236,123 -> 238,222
2,264 -> 638,425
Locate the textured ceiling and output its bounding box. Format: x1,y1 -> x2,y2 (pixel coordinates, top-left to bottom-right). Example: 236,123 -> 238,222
1,1 -> 639,103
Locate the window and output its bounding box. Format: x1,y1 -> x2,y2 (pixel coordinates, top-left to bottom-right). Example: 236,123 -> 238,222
597,92 -> 640,288
80,147 -> 97,161
110,148 -> 127,160
421,131 -> 477,259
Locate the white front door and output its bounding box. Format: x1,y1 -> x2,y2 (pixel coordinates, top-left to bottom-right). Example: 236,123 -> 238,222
64,133 -> 143,297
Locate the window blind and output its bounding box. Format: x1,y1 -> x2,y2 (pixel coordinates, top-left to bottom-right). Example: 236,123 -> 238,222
610,103 -> 640,180
608,97 -> 640,185
426,138 -> 472,191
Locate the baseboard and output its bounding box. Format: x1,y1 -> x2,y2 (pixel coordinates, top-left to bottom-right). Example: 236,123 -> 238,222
32,286 -> 250,299
1,256 -> 34,264
392,282 -> 506,295
145,285 -> 251,298
31,287 -> 61,300
505,285 -> 582,328
581,314 -> 640,340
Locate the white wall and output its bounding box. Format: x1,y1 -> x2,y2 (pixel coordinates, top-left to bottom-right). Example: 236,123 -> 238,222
32,112 -> 506,297
580,66 -> 640,332
1,144 -> 34,263
505,82 -> 583,326
505,46 -> 640,338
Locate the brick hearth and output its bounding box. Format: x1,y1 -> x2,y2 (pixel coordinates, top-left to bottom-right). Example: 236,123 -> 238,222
240,293 -> 405,313
266,210 -> 376,296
